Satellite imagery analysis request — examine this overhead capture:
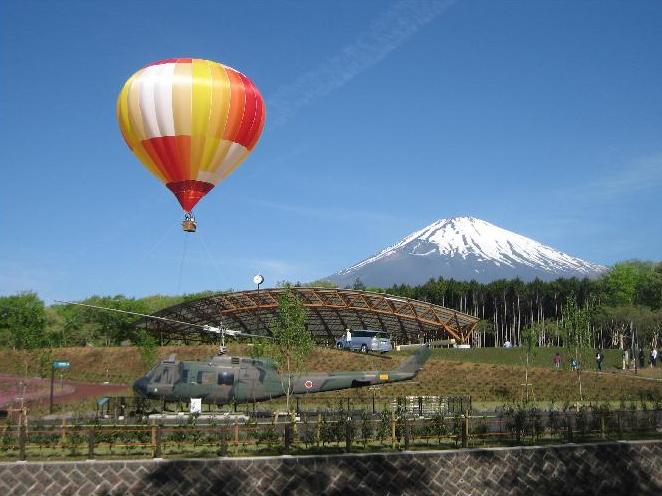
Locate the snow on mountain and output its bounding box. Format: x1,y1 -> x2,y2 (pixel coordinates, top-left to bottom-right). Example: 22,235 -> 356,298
327,217 -> 607,287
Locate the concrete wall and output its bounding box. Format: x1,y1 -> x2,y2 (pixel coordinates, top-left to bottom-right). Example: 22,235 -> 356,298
1,440 -> 660,495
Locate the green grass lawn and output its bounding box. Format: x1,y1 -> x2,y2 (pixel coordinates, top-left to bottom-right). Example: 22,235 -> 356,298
425,347 -> 624,371
1,345 -> 660,414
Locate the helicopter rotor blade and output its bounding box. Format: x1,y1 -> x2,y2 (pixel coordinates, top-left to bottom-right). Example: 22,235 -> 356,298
200,325 -> 271,340
56,300 -> 273,341
236,332 -> 273,340
54,300 -> 210,329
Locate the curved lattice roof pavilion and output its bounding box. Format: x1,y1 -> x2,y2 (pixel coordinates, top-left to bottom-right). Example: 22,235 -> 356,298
136,288 -> 480,345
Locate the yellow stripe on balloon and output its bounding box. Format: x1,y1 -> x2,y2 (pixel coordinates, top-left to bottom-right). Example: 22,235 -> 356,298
198,63 -> 231,174
209,63 -> 231,140
189,60 -> 212,179
172,63 -> 192,136
116,95 -> 133,147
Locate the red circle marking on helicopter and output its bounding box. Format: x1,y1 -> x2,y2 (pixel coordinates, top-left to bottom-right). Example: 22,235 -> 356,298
304,380 -> 313,389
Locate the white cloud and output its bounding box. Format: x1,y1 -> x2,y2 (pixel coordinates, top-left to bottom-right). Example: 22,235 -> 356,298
254,199 -> 400,225
268,0 -> 456,127
586,153 -> 662,198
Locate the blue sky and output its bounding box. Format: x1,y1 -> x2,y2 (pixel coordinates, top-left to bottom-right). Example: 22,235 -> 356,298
1,0 -> 661,303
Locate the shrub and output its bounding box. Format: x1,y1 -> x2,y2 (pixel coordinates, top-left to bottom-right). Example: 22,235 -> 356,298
360,410 -> 373,446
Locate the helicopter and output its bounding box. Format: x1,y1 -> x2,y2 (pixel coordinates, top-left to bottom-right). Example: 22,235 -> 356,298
57,301 -> 431,406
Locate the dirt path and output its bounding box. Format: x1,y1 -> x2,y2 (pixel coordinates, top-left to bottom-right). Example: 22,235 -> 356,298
0,374 -> 128,408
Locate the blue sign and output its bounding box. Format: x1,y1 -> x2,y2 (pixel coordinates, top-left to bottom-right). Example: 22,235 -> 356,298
52,360 -> 70,369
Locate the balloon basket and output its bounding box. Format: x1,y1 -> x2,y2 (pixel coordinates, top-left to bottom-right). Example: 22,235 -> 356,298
182,219 -> 197,232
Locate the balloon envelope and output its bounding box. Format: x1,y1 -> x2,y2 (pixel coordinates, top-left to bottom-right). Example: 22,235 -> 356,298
117,58 -> 265,212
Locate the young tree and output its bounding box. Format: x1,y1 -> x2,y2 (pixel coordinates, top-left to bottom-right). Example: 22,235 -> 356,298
136,330 -> 158,368
561,294 -> 592,401
269,287 -> 314,414
519,323 -> 540,403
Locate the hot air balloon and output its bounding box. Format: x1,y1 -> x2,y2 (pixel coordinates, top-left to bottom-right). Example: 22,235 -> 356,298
116,58 -> 266,232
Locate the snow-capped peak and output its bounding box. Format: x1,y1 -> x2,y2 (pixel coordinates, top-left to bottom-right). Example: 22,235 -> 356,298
334,216 -> 606,284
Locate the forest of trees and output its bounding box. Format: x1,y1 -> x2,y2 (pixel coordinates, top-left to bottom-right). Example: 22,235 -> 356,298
1,261 -> 660,354
381,260 -> 662,352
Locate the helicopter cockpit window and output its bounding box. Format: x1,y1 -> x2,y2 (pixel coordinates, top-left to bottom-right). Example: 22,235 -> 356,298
150,366 -> 164,383
158,366 -> 174,385
218,370 -> 234,386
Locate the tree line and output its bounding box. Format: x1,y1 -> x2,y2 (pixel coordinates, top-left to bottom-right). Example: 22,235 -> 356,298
1,261 -> 660,353
0,291 -> 218,350
379,260 -> 662,352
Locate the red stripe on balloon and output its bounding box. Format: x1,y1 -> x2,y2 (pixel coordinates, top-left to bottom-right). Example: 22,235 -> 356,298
234,73 -> 259,149
142,136 -> 191,183
142,139 -> 173,182
247,86 -> 265,150
221,69 -> 246,144
175,135 -> 191,181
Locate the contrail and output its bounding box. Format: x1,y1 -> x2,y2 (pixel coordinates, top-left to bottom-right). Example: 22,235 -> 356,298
268,0 -> 457,127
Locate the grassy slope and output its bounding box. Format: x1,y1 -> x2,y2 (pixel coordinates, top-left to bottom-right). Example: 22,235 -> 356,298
0,346 -> 660,405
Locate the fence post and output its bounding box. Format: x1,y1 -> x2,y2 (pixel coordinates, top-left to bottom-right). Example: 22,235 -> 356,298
87,427 -> 95,459
219,425 -> 228,457
372,393 -> 376,415
152,424 -> 162,458
60,418 -> 67,447
391,411 -> 396,449
462,412 -> 469,448
404,419 -> 410,451
418,397 -> 423,417
617,412 -> 622,438
345,417 -> 352,453
234,423 -> 239,454
600,415 -> 606,440
567,414 -> 573,443
316,413 -> 321,447
18,424 -> 27,461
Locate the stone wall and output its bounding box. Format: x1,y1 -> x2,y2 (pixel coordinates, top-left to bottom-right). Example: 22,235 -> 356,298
1,440 -> 660,495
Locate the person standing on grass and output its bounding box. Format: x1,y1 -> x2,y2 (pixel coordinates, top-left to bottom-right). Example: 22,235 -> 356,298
595,351 -> 604,371
554,352 -> 561,369
651,348 -> 658,368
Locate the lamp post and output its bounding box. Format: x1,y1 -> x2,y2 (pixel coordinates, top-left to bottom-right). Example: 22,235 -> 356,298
253,274 -> 264,292
50,360 -> 70,414
253,274 -> 264,332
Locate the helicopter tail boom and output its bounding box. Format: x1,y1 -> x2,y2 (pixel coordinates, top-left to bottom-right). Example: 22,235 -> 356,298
394,346 -> 432,375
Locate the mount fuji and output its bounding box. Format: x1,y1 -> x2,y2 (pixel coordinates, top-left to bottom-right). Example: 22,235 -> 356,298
327,217 -> 607,287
